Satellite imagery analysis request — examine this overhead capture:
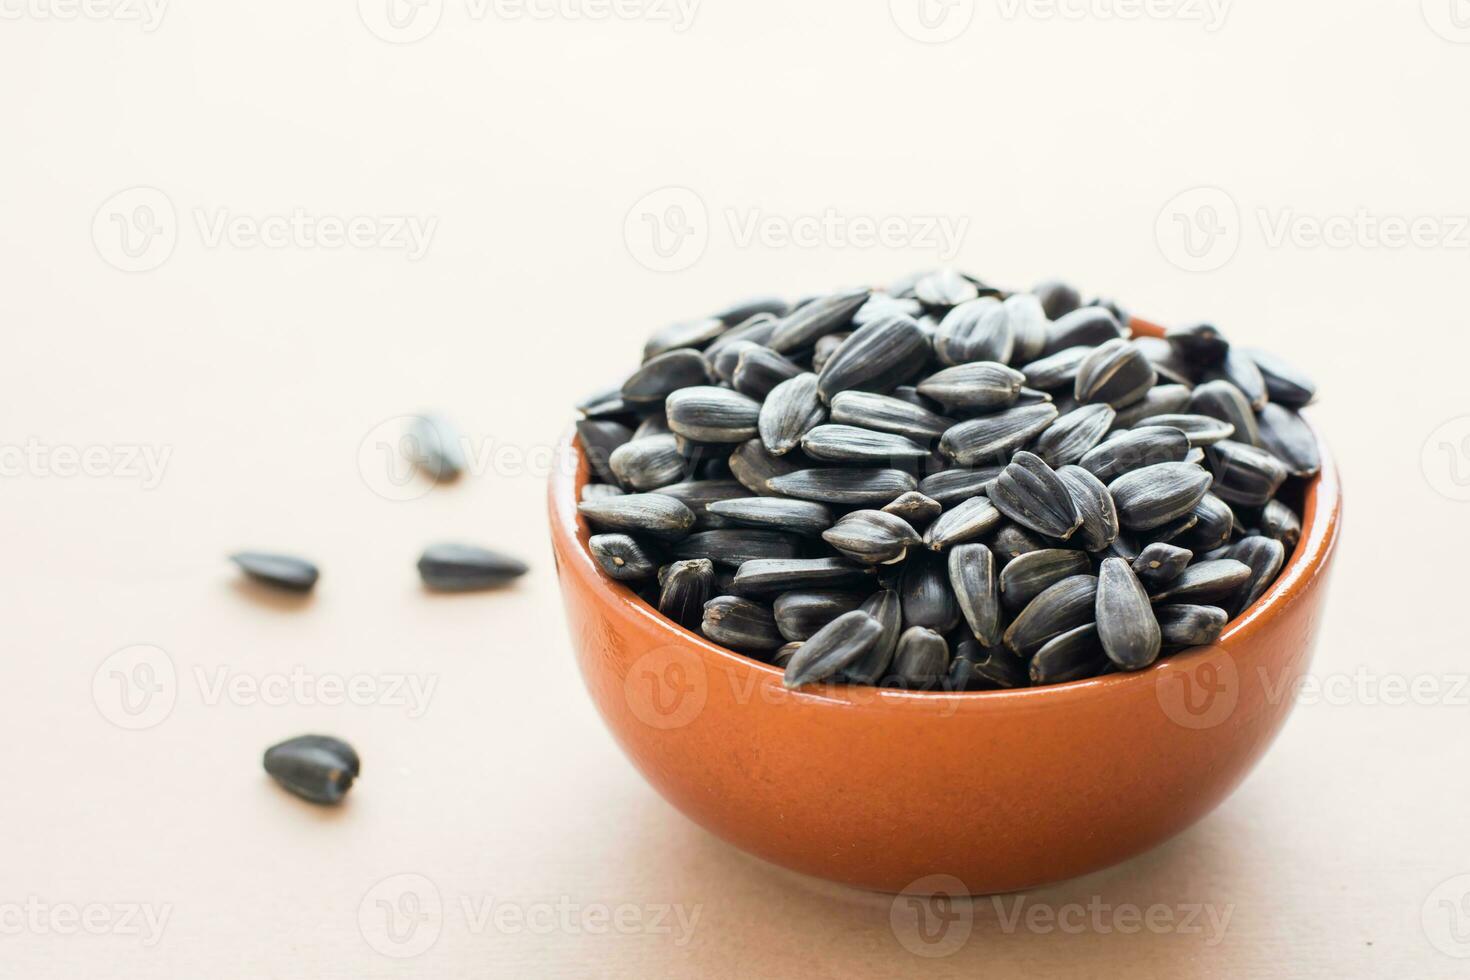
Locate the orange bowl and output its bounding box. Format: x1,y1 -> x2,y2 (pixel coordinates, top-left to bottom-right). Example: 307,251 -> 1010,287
549,319 -> 1341,894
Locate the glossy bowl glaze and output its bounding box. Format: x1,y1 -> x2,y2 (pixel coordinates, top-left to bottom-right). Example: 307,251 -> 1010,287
549,319 -> 1341,894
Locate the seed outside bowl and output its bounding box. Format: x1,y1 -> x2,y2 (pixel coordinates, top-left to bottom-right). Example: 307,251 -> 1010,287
548,317 -> 1342,895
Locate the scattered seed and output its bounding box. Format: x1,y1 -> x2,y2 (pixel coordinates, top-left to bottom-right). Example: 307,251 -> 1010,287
1033,280 -> 1082,320
623,349 -> 712,404
1110,384 -> 1194,429
1188,379 -> 1261,447
1005,293 -> 1050,363
263,734 -> 359,805
843,589 -> 902,683
1165,322 -> 1229,367
914,267 -> 980,307
989,522 -> 1050,566
1203,349 -> 1268,410
923,496 -> 1003,551
230,552 -> 319,593
643,318 -> 725,361
650,480 -> 747,529
950,637 -> 1028,689
733,346 -> 803,400
1022,345 -> 1093,391
417,544 -> 529,591
1046,306 -> 1126,355
405,414 -> 466,481
1134,414 -> 1234,447
581,482 -> 625,501
576,419 -> 634,486
1258,499 -> 1303,551
1177,493 -> 1235,551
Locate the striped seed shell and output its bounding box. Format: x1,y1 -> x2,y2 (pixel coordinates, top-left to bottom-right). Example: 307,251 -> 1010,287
916,362 -> 1026,411
1033,404 -> 1116,467
666,386 -> 762,443
854,293 -> 923,326
1227,535 -> 1286,611
816,314 -> 931,402
729,438 -> 804,495
914,267 -> 980,307
1130,542 -> 1193,588
1055,464 -> 1120,552
988,522 -> 1050,566
1134,414 -> 1234,447
782,610 -> 884,688
950,637 -> 1029,689
844,589 -> 903,683
822,510 -> 921,564
1258,499 -> 1302,551
1188,380 -> 1261,447
1205,440 -> 1288,506
650,480 -> 748,530
948,544 -> 1001,647
923,495 -> 1003,550
811,332 -> 849,374
633,413 -> 672,440
731,557 -> 876,595
900,551 -> 962,633
657,559 -> 715,629
1256,403 -> 1321,478
589,534 -> 659,582
918,466 -> 1004,506
708,315 -> 778,369
671,529 -> 801,567
1176,493 -> 1235,551
998,548 -> 1091,611
768,288 -> 869,353
989,451 -> 1082,540
1004,293 -> 1051,363
771,642 -> 801,669
883,491 -> 944,526
1004,574 -> 1099,657
705,497 -> 834,536
732,346 -> 803,400
576,419 -> 634,486
1131,336 -> 1196,388
609,434 -> 688,491
1111,384 -> 1194,429
580,482 -> 625,501
623,348 -> 712,403
1074,338 -> 1157,408
578,493 -> 696,540
889,627 -> 950,689
766,468 -> 918,506
1034,280 -> 1082,320
643,317 -> 725,361
577,386 -> 631,420
933,297 -> 1013,366
829,390 -> 955,443
1244,348 -> 1316,407
1096,557 -> 1162,670
715,296 -> 789,326
1155,604 -> 1229,646
701,595 -> 784,651
939,403 -> 1060,467
1107,461 -> 1213,531
1203,349 -> 1268,410
800,424 -> 931,464
1165,322 -> 1229,367
1044,306 -> 1126,356
758,373 -> 827,456
1022,345 -> 1092,392
1082,420 -> 1193,484
1148,559 -> 1251,605
773,590 -> 866,642
1029,623 -> 1108,684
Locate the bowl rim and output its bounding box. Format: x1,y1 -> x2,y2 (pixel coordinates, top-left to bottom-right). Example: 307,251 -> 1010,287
550,317 -> 1342,708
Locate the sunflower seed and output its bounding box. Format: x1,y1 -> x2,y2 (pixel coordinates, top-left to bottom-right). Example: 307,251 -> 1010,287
1075,338 -> 1157,408
576,419 -> 635,487
900,551 -> 962,633
716,296 -> 790,325
836,589 -> 901,683
1205,440 -> 1288,506
1203,349 -> 1268,410
1022,345 -> 1093,391
702,595 -> 784,651
948,544 -> 1001,647
733,346 -> 803,400
989,522 -> 1050,566
773,590 -> 866,642
757,374 -> 827,457
732,557 -> 876,594
1188,380 -> 1261,447
581,482 -> 625,501
1171,493 -> 1232,551
671,529 -> 802,567
708,316 -> 779,370
816,314 -> 931,402
623,349 -> 712,403
933,297 -> 1013,365
1141,511 -> 1199,544
1226,535 -> 1286,611
657,559 -> 715,629
1045,306 -> 1126,356
609,434 -> 687,491
1165,322 -> 1229,367
1155,604 -> 1229,646
666,386 -> 762,443
914,267 -> 980,307
822,510 -> 920,564
1054,464 -> 1119,552
1243,348 -> 1316,407
578,493 -> 696,540
855,293 -> 924,326
1134,414 -> 1234,447
1095,557 -> 1161,670
1005,293 -> 1051,363
783,610 -> 884,688
230,552 -> 319,593
884,490 -> 944,526
1256,403 -> 1320,478
890,627 -> 950,689
917,362 -> 1026,411
772,642 -> 801,668
800,424 -> 932,464
998,548 -> 1091,611
589,534 -> 659,582
766,468 -> 918,506
417,544 -> 529,591
1107,461 -> 1212,530
828,390 -> 955,443
263,734 -> 359,805
949,637 -> 1028,689
923,495 -> 1003,550
1034,280 -> 1081,319
705,497 -> 833,536
1004,573 -> 1098,657
1131,335 -> 1196,387
1258,499 -> 1302,551
1148,559 -> 1251,605
577,386 -> 631,419
1029,623 -> 1108,684
403,414 -> 466,481
650,480 -> 747,529
811,332 -> 849,374
918,466 -> 1003,506
643,318 -> 726,361
990,451 -> 1082,540
1106,533 -> 1141,561
1110,384 -> 1194,429
939,403 -> 1059,466
1131,542 -> 1192,587
768,288 -> 869,353
1033,403 -> 1116,467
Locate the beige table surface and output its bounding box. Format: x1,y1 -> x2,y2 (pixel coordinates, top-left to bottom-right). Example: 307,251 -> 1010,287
2,1 -> 1469,976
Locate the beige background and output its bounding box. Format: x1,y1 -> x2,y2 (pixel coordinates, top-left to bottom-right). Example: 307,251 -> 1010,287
2,0 -> 1469,976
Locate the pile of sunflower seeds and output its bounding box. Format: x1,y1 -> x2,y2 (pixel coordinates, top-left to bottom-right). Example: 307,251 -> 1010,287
575,271 -> 1319,690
